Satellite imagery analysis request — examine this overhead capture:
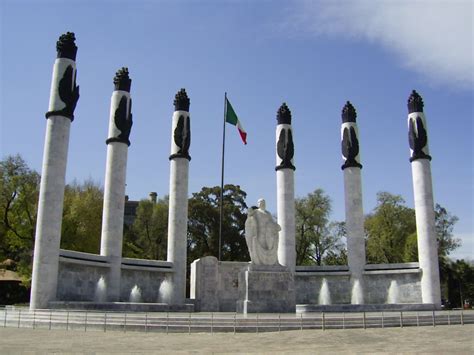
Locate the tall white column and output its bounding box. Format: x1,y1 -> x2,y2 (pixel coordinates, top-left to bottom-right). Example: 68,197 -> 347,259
30,33 -> 80,310
407,90 -> 441,307
100,68 -> 133,302
167,89 -> 191,304
275,103 -> 296,272
340,101 -> 366,304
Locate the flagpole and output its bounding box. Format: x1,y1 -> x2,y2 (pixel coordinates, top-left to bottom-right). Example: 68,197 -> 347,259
219,92 -> 227,261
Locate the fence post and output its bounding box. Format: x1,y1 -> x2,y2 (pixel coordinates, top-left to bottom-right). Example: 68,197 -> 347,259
33,309 -> 36,329
342,312 -> 345,329
85,311 -> 88,332
104,312 -> 107,332
124,312 -> 127,333
381,311 -> 384,329
432,310 -> 435,327
461,310 -> 464,326
300,313 -> 303,331
400,311 -> 403,328
145,312 -> 148,333
416,311 -> 419,327
322,312 -> 325,331
278,314 -> 281,332
211,312 -> 213,334
17,309 -> 21,328
188,313 -> 191,334
166,312 -> 169,334
256,313 -> 259,333
49,310 -> 52,330
447,310 -> 450,326
233,313 -> 236,334
3,308 -> 7,327
66,311 -> 69,331
363,312 -> 366,329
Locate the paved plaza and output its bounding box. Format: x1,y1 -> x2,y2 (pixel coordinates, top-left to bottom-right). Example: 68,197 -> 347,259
0,324 -> 472,354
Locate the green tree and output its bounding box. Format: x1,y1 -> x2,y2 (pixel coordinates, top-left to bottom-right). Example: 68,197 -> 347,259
403,204 -> 460,263
295,189 -> 344,265
123,197 -> 168,260
60,180 -> 103,253
0,155 -> 40,280
444,259 -> 474,308
322,222 -> 348,265
365,192 -> 417,264
187,184 -> 249,263
435,204 -> 461,257
403,232 -> 418,262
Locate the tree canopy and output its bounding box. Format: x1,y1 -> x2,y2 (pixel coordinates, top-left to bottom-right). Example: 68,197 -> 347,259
0,155 -> 40,280
365,192 -> 417,264
295,189 -> 346,265
187,184 -> 249,263
61,180 -> 103,254
123,197 -> 168,260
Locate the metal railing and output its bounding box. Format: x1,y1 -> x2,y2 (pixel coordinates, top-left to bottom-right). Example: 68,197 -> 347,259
1,307 -> 472,333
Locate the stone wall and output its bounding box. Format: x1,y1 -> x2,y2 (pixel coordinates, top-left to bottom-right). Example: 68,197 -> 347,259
190,258 -> 423,311
364,263 -> 422,304
295,265 -> 351,305
57,250 -> 110,302
57,250 -> 173,303
191,256 -> 248,312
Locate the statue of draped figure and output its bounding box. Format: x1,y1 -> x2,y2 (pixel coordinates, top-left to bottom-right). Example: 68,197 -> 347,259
244,199 -> 281,266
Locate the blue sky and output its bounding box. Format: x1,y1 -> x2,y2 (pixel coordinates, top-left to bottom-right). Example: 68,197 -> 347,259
1,0 -> 472,260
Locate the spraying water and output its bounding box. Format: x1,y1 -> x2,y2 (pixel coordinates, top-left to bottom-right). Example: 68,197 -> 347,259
387,280 -> 399,304
94,276 -> 107,302
318,278 -> 332,305
158,278 -> 172,304
130,285 -> 142,303
351,278 -> 364,304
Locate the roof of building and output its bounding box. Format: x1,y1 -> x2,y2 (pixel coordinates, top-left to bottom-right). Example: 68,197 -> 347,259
0,269 -> 22,282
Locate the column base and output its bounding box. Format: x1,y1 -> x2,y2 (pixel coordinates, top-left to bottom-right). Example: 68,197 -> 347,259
236,265 -> 295,313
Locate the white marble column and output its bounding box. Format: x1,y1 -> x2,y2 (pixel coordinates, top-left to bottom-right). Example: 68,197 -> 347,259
407,90 -> 441,307
100,68 -> 133,302
275,103 -> 296,272
340,101 -> 366,304
30,33 -> 80,310
167,89 -> 191,304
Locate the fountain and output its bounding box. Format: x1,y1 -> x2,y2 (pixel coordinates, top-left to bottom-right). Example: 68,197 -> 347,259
130,285 -> 142,303
351,278 -> 364,304
318,278 -> 331,305
94,276 -> 107,302
387,280 -> 399,304
158,278 -> 172,303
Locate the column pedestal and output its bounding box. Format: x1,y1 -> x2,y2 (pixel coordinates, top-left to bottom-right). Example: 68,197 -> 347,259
236,264 -> 295,313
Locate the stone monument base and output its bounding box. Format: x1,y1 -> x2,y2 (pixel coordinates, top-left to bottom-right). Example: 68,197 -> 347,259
236,264 -> 295,313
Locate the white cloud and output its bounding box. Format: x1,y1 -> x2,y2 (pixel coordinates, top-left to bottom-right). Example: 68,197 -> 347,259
286,0 -> 473,89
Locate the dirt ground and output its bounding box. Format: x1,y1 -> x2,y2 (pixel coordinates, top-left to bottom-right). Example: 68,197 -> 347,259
0,324 -> 473,354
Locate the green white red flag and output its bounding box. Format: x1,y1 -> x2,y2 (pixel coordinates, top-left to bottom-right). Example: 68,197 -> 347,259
225,97 -> 247,145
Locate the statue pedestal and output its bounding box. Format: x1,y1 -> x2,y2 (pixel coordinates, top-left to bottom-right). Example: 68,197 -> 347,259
236,264 -> 295,313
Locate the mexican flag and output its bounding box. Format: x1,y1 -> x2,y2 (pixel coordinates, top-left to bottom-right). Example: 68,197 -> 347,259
225,97 -> 247,145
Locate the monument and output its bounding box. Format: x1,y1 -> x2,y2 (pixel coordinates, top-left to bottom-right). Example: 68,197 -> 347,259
407,90 -> 441,307
237,198 -> 296,313
167,88 -> 191,304
100,67 -> 133,302
29,32 -> 441,313
275,103 -> 296,272
30,32 -> 80,310
340,101 -> 366,304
